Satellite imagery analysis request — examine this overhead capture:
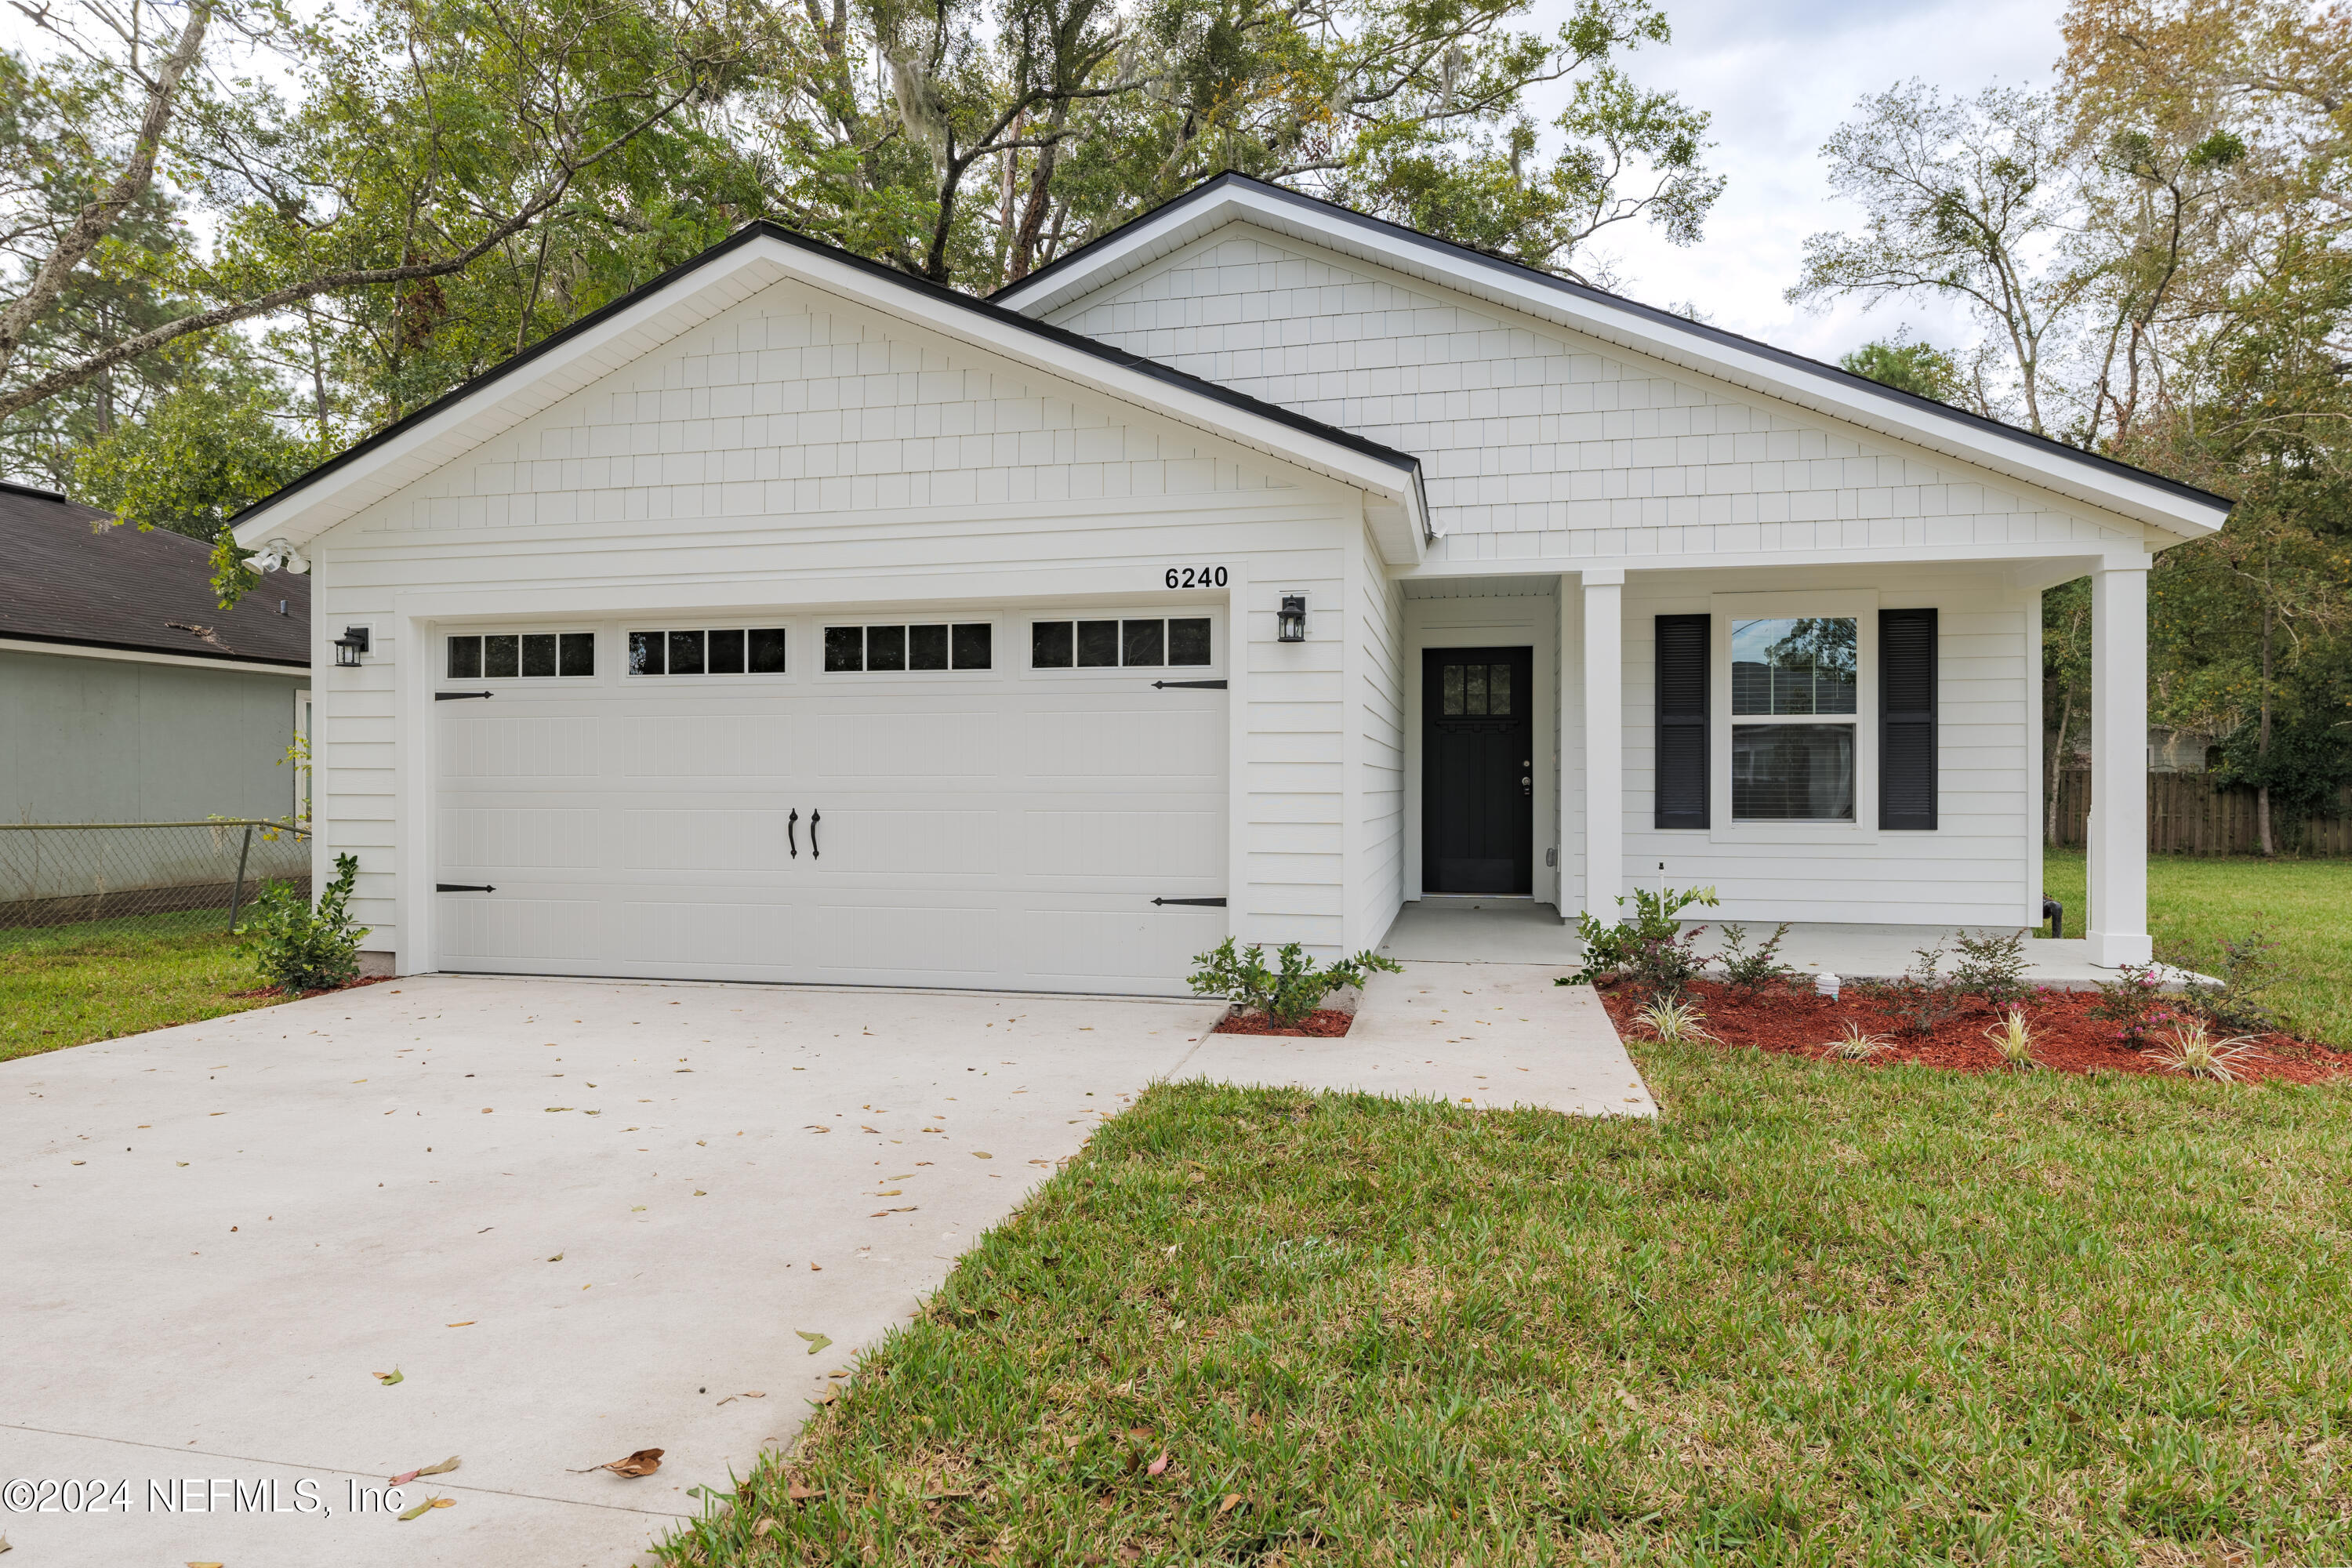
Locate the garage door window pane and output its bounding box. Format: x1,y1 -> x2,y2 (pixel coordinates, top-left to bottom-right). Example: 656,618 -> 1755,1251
629,631 -> 664,675
749,628 -> 787,673
559,633 -> 595,677
824,626 -> 864,672
953,622 -> 992,670
668,630 -> 705,676
1121,619 -> 1166,667
908,624 -> 949,670
868,624 -> 906,671
484,634 -> 520,678
706,629 -> 745,673
1733,724 -> 1856,821
521,633 -> 558,677
1032,621 -> 1073,668
447,636 -> 482,679
1169,618 -> 1211,666
1076,619 -> 1120,667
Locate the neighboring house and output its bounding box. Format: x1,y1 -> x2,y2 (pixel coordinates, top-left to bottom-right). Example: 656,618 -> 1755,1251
227,175 -> 2227,989
2,481 -> 311,823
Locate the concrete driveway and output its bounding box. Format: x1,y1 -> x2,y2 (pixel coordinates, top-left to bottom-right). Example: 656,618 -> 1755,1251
0,975 -> 1222,1567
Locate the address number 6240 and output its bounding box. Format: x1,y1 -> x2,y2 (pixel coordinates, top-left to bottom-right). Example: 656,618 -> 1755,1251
1164,565 -> 1229,589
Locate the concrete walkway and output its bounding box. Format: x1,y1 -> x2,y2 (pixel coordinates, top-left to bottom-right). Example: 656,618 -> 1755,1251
2,961 -> 1649,1566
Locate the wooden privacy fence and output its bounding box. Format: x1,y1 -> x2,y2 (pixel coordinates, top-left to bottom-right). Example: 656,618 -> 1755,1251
2053,770 -> 2352,855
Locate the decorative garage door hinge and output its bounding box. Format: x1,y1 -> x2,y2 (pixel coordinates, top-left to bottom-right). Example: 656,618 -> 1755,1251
435,883 -> 496,892
435,691 -> 494,701
1151,679 -> 1226,690
1151,897 -> 1227,907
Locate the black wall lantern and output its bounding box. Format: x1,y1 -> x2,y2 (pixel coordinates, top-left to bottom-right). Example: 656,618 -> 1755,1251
334,626 -> 371,667
1276,593 -> 1307,643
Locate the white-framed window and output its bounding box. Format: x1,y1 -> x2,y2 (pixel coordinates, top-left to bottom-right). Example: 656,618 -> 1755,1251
822,622 -> 993,673
627,627 -> 788,676
1709,590 -> 1878,840
1029,616 -> 1212,670
446,630 -> 596,679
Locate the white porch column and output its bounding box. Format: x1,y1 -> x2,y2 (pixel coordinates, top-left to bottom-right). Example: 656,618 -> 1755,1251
1581,569 -> 1624,923
2086,557 -> 2151,966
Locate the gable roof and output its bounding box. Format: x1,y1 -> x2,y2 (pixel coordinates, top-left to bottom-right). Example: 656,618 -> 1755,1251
2,481 -> 310,667
230,220 -> 1432,563
995,173 -> 2233,544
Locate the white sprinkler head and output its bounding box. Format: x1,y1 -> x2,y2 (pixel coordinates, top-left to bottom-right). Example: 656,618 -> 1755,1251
1818,971 -> 1842,1001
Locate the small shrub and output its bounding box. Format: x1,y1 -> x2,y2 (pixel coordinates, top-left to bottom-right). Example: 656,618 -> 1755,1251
1889,939 -> 1963,1037
241,851 -> 369,993
1983,1007 -> 2038,1069
1719,922 -> 1795,991
1188,939 -> 1402,1027
2142,1018 -> 2267,1082
2177,924 -> 2282,1035
1569,884 -> 1719,994
1632,996 -> 1713,1044
1822,1022 -> 1892,1060
1952,928 -> 2031,1007
2089,964 -> 2167,1044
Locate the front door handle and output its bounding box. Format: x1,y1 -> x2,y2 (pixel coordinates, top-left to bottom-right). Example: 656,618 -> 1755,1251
787,808 -> 798,858
810,810 -> 821,859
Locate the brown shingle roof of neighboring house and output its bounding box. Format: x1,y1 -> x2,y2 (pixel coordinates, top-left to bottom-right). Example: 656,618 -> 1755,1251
0,480 -> 310,667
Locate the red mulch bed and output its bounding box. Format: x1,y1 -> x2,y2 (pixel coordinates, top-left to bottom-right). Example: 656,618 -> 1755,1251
1213,1007 -> 1356,1038
227,975 -> 392,1003
1598,978 -> 2351,1084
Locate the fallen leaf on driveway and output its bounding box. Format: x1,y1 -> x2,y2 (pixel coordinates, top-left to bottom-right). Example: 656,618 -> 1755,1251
545,1107 -> 574,1112
869,1206 -> 916,1216
446,1321 -> 475,1327
804,1125 -> 829,1134
546,1253 -> 563,1262
740,1391 -> 765,1398
601,1450 -> 664,1478
396,1497 -> 437,1520
796,1331 -> 833,1356
390,1456 -> 462,1483
375,1369 -> 404,1385
971,1151 -> 993,1160
631,1205 -> 648,1212
1146,1451 -> 1170,1476
814,1385 -> 840,1405
875,1189 -> 902,1197
861,1125 -> 880,1133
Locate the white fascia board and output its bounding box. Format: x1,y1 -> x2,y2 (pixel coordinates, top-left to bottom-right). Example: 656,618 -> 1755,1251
998,185 -> 2228,546
234,231 -> 1429,564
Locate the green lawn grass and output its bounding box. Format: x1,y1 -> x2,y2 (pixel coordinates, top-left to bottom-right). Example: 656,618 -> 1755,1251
0,913 -> 285,1062
2042,849 -> 2352,1045
668,1050 -> 2352,1567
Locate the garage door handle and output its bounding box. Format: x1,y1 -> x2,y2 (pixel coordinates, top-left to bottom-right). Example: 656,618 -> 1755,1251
437,883 -> 495,892
1152,679 -> 1226,690
787,808 -> 798,858
435,691 -> 493,701
1152,896 -> 1225,907
810,810 -> 821,858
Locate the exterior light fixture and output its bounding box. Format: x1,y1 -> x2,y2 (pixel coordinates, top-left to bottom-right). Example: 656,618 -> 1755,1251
334,626 -> 371,668
1276,593 -> 1307,643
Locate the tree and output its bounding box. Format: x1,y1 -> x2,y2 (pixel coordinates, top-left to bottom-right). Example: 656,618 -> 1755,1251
1839,334 -> 1965,405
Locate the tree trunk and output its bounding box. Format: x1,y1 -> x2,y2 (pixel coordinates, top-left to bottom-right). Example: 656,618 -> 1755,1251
2045,683 -> 2074,845
2257,601 -> 2275,857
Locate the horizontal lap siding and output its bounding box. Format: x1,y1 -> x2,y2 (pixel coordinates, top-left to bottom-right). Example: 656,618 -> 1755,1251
1046,227 -> 2141,561
1355,530 -> 1406,949
307,274 -> 1364,965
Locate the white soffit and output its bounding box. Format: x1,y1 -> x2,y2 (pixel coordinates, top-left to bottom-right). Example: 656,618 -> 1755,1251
996,180 -> 2231,545
232,230 -> 1430,564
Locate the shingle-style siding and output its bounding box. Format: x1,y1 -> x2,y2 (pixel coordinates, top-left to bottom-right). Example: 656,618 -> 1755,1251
1045,227 -> 2138,562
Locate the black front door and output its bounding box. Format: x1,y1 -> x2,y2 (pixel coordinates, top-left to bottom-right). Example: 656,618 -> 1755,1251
1423,646 -> 1534,895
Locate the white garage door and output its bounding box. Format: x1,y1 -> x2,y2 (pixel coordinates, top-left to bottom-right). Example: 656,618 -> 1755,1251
430,612 -> 1227,995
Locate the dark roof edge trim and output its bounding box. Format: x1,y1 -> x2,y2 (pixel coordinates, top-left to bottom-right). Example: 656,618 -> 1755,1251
1,478 -> 71,503
999,172 -> 2234,521
0,628 -> 310,669
232,218 -> 1421,534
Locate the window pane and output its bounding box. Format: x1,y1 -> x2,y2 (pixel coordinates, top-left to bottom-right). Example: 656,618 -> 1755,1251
748,628 -> 787,673
447,636 -> 481,680
559,632 -> 594,677
867,624 -> 906,671
1169,618 -> 1211,666
908,624 -> 949,670
629,630 -> 663,675
953,622 -> 992,670
484,634 -> 520,679
702,628 -> 744,673
1076,619 -> 1120,667
824,626 -> 863,672
1732,724 -> 1856,821
1032,621 -> 1074,668
1121,619 -> 1166,667
1465,663 -> 1487,715
1488,662 -> 1511,717
1443,663 -> 1463,715
521,633 -> 557,677
668,629 -> 706,676
1732,618 -> 1857,716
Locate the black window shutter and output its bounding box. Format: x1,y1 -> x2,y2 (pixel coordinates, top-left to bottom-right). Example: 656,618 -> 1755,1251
1880,608 -> 1938,830
1654,614 -> 1710,829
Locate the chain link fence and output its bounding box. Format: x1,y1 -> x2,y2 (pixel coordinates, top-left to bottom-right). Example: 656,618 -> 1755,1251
0,822 -> 312,951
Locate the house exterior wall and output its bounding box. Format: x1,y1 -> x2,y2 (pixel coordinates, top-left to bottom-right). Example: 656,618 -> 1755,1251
301,273 -> 1375,966
0,648 -> 307,823
1043,224 -> 2143,568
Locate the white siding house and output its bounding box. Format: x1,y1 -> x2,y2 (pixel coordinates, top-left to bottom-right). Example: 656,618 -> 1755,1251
231,176 -> 2227,991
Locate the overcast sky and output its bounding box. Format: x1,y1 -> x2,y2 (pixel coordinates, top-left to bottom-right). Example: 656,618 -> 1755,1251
1542,0 -> 2065,365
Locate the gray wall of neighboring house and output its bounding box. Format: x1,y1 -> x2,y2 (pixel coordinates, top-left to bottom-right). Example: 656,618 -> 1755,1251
2,648 -> 308,823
